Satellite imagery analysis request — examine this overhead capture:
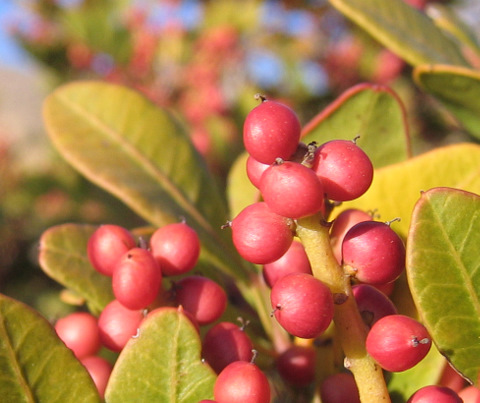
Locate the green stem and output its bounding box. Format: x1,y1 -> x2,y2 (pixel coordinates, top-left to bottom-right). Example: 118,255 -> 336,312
296,214 -> 390,403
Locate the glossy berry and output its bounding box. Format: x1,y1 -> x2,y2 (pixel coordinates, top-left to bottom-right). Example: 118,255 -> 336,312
214,361 -> 271,403
98,299 -> 144,352
173,275 -> 227,326
112,247 -> 162,310
407,385 -> 462,402
243,98 -> 301,165
87,224 -> 136,276
80,355 -> 113,398
330,208 -> 373,264
312,139 -> 373,201
271,273 -> 334,339
263,240 -> 312,288
276,345 -> 316,387
246,155 -> 270,189
55,312 -> 101,359
149,222 -> 200,276
320,372 -> 360,403
230,202 -> 294,264
202,321 -> 254,373
342,220 -> 405,285
352,284 -> 397,328
260,160 -> 325,219
366,314 -> 431,372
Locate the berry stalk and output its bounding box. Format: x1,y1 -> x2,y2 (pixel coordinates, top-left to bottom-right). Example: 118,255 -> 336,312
296,213 -> 390,403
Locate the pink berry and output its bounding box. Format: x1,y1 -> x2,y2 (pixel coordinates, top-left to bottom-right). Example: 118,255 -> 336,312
112,248 -> 162,310
214,361 -> 271,403
202,322 -> 254,374
80,355 -> 113,398
174,276 -> 227,326
262,240 -> 312,288
271,273 -> 334,339
98,299 -> 144,352
87,224 -> 136,276
276,345 -> 316,387
352,284 -> 397,328
260,160 -> 325,219
366,314 -> 431,372
246,155 -> 270,189
342,221 -> 405,285
149,222 -> 200,276
458,386 -> 480,403
407,385 -> 462,402
320,372 -> 360,403
230,202 -> 294,264
243,98 -> 301,165
312,139 -> 373,201
55,312 -> 101,359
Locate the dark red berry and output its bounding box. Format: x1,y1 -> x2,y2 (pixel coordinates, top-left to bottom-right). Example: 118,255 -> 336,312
262,240 -> 312,288
243,98 -> 301,165
312,139 -> 373,201
230,202 -> 294,264
271,273 -> 334,339
366,314 -> 431,372
214,361 -> 271,403
407,385 -> 462,403
87,224 -> 136,276
202,321 -> 254,374
112,248 -> 162,310
149,222 -> 200,276
174,276 -> 227,326
320,372 -> 360,403
342,220 -> 405,285
276,345 -> 316,387
352,284 -> 397,328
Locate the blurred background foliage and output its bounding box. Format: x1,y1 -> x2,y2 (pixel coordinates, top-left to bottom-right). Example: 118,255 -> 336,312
0,0 -> 478,319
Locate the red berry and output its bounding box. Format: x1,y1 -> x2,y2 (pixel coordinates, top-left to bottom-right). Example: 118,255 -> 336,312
80,355 -> 113,398
407,385 -> 462,402
330,208 -> 373,264
214,361 -> 271,403
262,240 -> 312,288
87,224 -> 136,276
202,322 -> 254,373
98,299 -> 144,352
246,155 -> 270,189
342,221 -> 405,285
260,160 -> 325,219
173,275 -> 227,326
112,248 -> 162,310
55,312 -> 101,359
230,202 -> 294,264
366,314 -> 431,372
243,98 -> 301,165
352,284 -> 397,328
312,139 -> 373,201
149,222 -> 200,276
271,273 -> 334,339
276,345 -> 316,387
320,372 -> 360,403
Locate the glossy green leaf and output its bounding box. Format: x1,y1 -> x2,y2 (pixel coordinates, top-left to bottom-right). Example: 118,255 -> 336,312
38,223 -> 114,315
0,293 -> 101,403
328,0 -> 468,66
301,83 -> 411,168
414,64 -> 480,140
43,81 -> 251,281
406,187 -> 480,384
336,143 -> 480,239
105,307 -> 216,402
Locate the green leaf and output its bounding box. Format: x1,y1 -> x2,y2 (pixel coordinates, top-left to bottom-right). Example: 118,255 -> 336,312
336,143 -> 480,239
0,293 -> 101,403
105,307 -> 216,402
406,187 -> 480,384
301,83 -> 411,168
414,64 -> 480,140
38,223 -> 114,316
328,0 -> 469,66
43,81 -> 251,281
